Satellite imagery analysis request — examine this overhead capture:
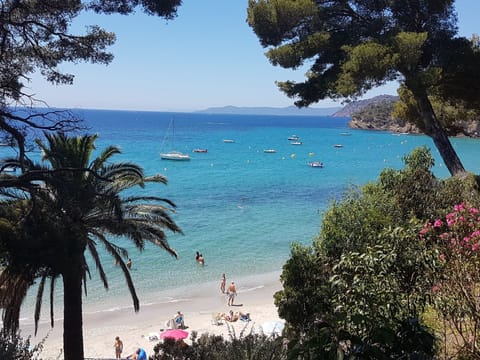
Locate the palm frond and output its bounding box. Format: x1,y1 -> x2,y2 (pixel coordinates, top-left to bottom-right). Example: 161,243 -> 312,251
145,174 -> 168,184
101,240 -> 140,311
90,145 -> 121,172
123,196 -> 178,209
50,276 -> 56,328
0,270 -> 31,334
34,275 -> 47,335
90,230 -> 129,258
86,239 -> 109,289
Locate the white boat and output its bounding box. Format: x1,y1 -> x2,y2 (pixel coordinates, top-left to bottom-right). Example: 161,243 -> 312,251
333,144 -> 343,148
160,118 -> 191,161
308,161 -> 324,168
223,139 -> 235,143
160,151 -> 191,161
263,149 -> 277,153
291,141 -> 302,145
193,148 -> 208,153
287,135 -> 300,141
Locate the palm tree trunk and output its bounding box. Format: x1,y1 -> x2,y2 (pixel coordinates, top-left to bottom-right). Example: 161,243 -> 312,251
413,88 -> 466,176
62,263 -> 84,360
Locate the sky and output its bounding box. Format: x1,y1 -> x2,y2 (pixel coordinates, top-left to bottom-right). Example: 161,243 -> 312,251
29,0 -> 479,112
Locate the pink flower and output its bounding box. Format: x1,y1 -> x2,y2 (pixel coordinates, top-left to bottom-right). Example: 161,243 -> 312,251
454,203 -> 466,212
470,207 -> 479,215
419,227 -> 430,236
433,219 -> 443,227
471,230 -> 480,238
439,253 -> 446,261
472,243 -> 479,252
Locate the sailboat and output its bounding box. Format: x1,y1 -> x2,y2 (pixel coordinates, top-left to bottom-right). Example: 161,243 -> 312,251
160,118 -> 191,161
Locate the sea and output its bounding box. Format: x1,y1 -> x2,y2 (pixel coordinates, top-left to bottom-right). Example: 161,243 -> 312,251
4,109 -> 480,324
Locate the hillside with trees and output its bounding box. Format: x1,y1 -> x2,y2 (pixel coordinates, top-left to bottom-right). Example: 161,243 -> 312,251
340,95 -> 480,137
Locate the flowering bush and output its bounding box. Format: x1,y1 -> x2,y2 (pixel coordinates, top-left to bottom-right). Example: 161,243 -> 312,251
420,203 -> 480,357
421,202 -> 480,256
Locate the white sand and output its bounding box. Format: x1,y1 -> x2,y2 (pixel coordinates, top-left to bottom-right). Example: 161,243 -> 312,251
19,274 -> 283,359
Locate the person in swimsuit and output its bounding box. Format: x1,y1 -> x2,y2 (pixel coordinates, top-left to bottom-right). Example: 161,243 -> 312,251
220,273 -> 226,293
227,281 -> 237,306
113,336 -> 123,359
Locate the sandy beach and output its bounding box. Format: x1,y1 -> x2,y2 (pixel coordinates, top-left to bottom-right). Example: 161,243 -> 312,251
19,273 -> 283,359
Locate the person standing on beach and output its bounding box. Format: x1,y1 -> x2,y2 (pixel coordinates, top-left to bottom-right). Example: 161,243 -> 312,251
227,281 -> 237,306
220,273 -> 226,293
113,336 -> 123,359
126,258 -> 132,269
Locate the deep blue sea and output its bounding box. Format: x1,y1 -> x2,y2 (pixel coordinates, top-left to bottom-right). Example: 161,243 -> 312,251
5,109 -> 480,320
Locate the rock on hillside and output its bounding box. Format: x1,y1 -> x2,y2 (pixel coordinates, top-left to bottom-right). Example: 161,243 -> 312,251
347,95 -> 421,134
332,95 -> 399,117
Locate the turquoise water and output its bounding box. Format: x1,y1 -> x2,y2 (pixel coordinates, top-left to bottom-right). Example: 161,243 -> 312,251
5,109 -> 480,320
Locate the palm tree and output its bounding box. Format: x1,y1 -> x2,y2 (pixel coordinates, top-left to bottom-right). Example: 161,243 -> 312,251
0,133 -> 183,360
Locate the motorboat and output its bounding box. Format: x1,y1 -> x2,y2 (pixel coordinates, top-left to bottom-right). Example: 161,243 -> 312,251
333,144 -> 343,148
287,135 -> 300,141
263,149 -> 277,153
193,148 -> 208,153
223,139 -> 235,143
160,151 -> 191,161
291,141 -> 302,145
308,161 -> 324,168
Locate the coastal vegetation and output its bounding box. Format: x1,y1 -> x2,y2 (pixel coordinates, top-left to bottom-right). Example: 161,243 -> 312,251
151,330 -> 287,359
2,1 -> 480,359
247,0 -> 480,176
275,147 -> 480,358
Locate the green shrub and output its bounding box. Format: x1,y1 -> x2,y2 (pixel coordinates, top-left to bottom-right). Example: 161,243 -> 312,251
0,332 -> 44,360
150,328 -> 286,360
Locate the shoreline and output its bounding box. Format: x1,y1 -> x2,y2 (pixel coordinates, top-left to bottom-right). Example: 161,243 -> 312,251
19,271 -> 283,359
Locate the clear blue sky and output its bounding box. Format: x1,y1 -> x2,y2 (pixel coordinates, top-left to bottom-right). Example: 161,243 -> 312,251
30,0 -> 478,112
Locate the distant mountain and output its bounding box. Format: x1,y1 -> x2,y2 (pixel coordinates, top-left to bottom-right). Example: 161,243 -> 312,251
196,105 -> 341,116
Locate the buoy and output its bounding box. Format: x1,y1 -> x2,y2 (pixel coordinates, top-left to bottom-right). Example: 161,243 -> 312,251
290,154 -> 296,158
309,152 -> 314,157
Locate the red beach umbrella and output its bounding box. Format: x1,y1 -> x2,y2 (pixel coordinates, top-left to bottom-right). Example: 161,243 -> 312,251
160,329 -> 189,340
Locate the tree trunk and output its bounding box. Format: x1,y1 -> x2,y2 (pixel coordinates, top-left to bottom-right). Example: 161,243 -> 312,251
62,262 -> 84,360
414,89 -> 466,176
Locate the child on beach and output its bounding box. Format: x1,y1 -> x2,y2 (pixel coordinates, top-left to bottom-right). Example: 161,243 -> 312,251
113,336 -> 123,359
